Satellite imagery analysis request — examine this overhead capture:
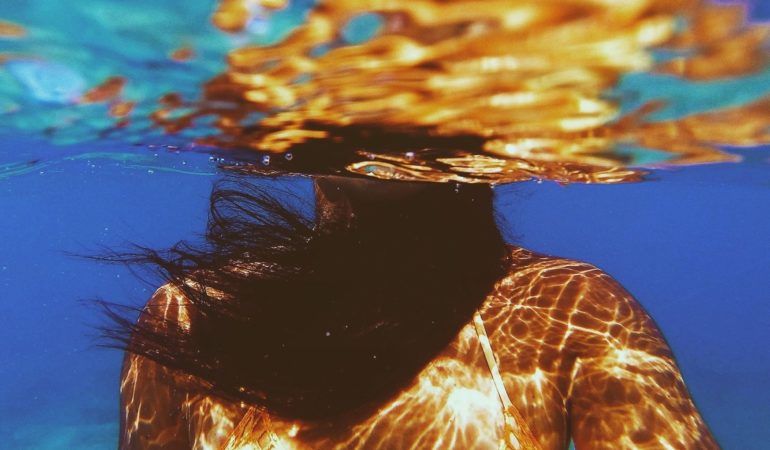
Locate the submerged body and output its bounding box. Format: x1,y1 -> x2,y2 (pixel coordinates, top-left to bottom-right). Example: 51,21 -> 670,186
120,247 -> 718,450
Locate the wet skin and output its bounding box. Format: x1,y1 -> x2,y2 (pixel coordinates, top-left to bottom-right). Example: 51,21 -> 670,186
119,246 -> 719,450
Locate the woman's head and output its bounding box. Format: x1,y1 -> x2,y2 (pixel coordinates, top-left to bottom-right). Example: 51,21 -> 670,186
313,175 -> 491,228
102,175 -> 509,421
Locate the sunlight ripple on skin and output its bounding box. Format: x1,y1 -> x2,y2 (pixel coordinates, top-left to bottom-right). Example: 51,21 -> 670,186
119,248 -> 719,450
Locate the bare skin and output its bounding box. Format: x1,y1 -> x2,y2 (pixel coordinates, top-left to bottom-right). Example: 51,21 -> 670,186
119,246 -> 719,450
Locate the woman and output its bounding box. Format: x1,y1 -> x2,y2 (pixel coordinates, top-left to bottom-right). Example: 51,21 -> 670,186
109,175 -> 719,449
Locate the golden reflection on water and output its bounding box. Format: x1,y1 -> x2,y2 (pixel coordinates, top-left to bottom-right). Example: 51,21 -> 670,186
0,20 -> 25,38
149,0 -> 770,184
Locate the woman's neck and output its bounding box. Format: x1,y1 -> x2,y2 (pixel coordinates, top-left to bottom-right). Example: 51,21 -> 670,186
313,176 -> 504,248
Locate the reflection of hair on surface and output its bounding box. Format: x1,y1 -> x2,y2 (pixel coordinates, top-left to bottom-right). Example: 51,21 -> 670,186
144,0 -> 770,184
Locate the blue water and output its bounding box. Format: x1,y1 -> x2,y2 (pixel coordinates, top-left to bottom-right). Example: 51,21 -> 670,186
1,136 -> 768,449
2,1 -> 770,449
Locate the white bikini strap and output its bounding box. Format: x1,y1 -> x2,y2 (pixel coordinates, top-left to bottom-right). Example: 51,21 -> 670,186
220,407 -> 280,450
473,311 -> 542,450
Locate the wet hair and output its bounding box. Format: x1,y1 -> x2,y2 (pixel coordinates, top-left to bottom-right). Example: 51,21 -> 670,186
98,176 -> 509,421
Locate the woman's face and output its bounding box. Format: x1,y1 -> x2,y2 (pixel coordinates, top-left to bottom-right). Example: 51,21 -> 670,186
313,175 -> 436,228
314,175 -> 432,204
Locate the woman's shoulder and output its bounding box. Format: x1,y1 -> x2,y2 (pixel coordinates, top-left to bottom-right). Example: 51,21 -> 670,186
485,247 -> 653,361
505,246 -> 614,286
488,246 -> 634,312
138,283 -> 193,332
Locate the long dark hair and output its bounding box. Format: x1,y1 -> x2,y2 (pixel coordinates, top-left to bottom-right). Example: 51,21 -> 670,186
99,175 -> 508,421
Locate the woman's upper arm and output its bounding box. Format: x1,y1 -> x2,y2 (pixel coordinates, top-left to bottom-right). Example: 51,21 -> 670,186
562,266 -> 719,449
119,353 -> 189,449
118,286 -> 190,450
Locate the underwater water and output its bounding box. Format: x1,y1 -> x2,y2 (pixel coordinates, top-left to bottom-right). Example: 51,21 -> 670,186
2,0 -> 770,449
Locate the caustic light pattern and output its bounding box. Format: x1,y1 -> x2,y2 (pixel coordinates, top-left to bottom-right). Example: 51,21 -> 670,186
119,248 -> 717,450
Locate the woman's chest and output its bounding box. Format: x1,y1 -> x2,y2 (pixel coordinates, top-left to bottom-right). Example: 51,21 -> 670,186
186,325 -> 510,450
